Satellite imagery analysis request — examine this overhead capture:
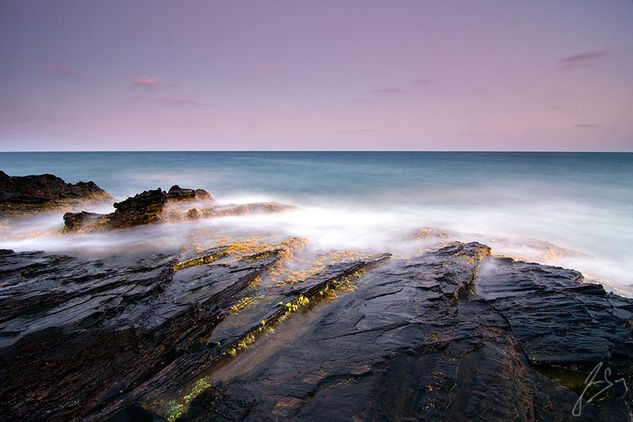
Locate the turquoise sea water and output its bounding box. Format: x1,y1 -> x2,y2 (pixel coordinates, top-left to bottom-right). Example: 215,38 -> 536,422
1,152 -> 632,295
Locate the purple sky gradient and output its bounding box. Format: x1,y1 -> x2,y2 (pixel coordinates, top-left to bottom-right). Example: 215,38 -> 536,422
1,0 -> 632,151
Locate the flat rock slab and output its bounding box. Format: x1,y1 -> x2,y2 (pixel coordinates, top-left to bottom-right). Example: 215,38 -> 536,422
1,242 -> 632,421
179,245 -> 633,422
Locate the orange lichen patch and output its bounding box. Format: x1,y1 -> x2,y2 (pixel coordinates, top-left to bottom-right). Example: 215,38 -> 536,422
274,397 -> 304,409
273,249 -> 373,286
302,371 -> 329,384
199,202 -> 295,218
314,249 -> 374,266
215,236 -> 306,262
524,240 -> 585,261
172,249 -> 228,271
413,226 -> 451,239
159,377 -> 211,421
221,293 -> 317,361
248,276 -> 263,288
315,268 -> 369,303
456,244 -> 492,262
350,364 -> 371,375
174,237 -> 306,276
259,238 -> 307,281
229,296 -> 264,314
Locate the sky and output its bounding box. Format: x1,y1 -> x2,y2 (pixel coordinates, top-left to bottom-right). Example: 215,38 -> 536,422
1,0 -> 632,151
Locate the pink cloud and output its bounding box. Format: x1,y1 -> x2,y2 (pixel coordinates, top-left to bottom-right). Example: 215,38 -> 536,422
45,65 -> 82,79
412,76 -> 431,87
559,50 -> 610,69
372,88 -> 407,94
253,64 -> 278,72
133,77 -> 161,87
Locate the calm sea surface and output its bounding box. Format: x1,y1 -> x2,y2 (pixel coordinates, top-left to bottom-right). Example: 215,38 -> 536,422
1,152 -> 632,295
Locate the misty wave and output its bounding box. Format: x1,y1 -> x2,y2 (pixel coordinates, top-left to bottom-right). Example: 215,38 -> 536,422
1,152 -> 631,296
1,194 -> 631,297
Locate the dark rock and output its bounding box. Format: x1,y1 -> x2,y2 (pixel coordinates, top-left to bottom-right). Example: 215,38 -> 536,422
60,182 -> 288,231
0,241 -> 294,421
63,210 -> 107,231
109,404 -> 168,422
167,185 -> 213,202
1,241 -> 631,421
179,244 -> 633,422
111,188 -> 167,227
0,170 -> 113,215
64,188 -> 168,231
64,195 -> 293,231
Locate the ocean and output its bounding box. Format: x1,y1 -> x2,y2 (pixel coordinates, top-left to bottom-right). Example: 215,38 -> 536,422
1,151 -> 632,296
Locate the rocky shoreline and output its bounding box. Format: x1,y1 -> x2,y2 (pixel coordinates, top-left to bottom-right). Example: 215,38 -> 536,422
0,171 -> 113,216
0,173 -> 632,421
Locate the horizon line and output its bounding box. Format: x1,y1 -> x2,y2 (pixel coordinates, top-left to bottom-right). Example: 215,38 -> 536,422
0,150 -> 632,154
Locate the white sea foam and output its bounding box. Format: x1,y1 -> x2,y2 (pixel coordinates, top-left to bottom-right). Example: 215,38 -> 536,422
1,193 -> 631,297
1,152 -> 631,296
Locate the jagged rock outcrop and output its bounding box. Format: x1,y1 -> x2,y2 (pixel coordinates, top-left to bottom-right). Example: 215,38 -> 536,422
111,188 -> 168,227
62,188 -> 168,231
62,211 -> 107,231
63,186 -> 291,231
0,170 -> 113,216
166,185 -> 212,202
1,242 -> 631,421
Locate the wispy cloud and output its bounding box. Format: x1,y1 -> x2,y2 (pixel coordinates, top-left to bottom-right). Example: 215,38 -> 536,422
253,64 -> 278,72
372,88 -> 407,95
559,50 -> 610,70
574,123 -> 605,129
129,93 -> 202,106
133,77 -> 162,87
412,76 -> 431,87
129,93 -> 146,101
45,65 -> 82,79
158,97 -> 200,106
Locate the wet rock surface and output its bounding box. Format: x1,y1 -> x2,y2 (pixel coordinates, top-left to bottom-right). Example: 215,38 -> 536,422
0,171 -> 113,216
62,210 -> 107,231
111,188 -> 168,228
166,185 -> 212,202
63,185 -> 290,231
0,242 -> 631,421
62,188 -> 168,231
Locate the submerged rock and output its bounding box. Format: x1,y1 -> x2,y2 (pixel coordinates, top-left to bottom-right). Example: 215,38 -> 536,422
62,210 -> 107,231
0,242 -> 631,421
198,202 -> 294,218
0,170 -> 113,216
